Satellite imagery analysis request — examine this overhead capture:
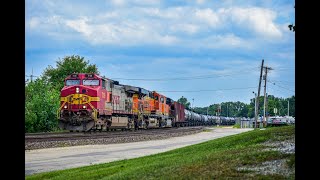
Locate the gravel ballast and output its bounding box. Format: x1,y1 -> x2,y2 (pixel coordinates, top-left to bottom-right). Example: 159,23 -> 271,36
25,128 -> 204,150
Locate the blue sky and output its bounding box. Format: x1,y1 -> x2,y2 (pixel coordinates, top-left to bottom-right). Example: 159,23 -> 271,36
25,0 -> 295,107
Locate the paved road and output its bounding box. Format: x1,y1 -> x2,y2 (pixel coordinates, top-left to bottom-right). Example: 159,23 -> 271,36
25,127 -> 253,175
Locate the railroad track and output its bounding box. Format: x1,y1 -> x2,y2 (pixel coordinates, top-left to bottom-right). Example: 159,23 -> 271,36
25,126 -> 204,142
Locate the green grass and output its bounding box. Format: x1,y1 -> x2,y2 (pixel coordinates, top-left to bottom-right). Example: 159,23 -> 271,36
233,124 -> 241,128
202,129 -> 212,132
26,126 -> 295,180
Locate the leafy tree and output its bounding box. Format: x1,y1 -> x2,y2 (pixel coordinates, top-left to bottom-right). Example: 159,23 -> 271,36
191,95 -> 294,119
193,106 -> 208,115
25,55 -> 100,132
177,96 -> 191,110
25,78 -> 60,132
249,95 -> 295,117
43,55 -> 99,91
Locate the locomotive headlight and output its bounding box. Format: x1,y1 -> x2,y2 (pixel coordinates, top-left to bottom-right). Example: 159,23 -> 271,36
64,105 -> 67,109
83,105 -> 86,109
76,87 -> 79,93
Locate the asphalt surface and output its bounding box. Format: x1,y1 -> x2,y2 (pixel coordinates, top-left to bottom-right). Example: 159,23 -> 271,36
25,127 -> 253,175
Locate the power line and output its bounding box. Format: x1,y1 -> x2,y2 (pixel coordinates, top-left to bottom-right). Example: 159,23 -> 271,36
267,86 -> 293,98
157,86 -> 257,92
268,79 -> 294,86
111,66 -> 259,81
267,80 -> 294,91
268,81 -> 295,93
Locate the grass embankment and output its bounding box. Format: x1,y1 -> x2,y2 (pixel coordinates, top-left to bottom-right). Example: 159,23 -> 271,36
26,126 -> 295,180
233,124 -> 241,128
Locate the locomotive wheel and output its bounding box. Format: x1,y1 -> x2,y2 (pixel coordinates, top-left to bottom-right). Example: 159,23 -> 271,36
61,120 -> 95,132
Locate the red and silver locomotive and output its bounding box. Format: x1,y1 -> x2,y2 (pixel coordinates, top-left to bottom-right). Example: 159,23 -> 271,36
57,73 -> 218,132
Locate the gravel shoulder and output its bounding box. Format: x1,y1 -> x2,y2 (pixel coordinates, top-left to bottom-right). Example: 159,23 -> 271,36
25,127 -> 203,150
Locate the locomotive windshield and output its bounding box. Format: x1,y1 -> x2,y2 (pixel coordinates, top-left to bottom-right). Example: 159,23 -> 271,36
66,79 -> 80,86
83,79 -> 100,86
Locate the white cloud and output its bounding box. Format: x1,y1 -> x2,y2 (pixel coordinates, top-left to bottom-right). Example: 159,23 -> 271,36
227,7 -> 282,38
133,0 -> 161,6
169,23 -> 199,34
28,17 -> 40,29
110,0 -> 125,6
196,0 -> 206,4
26,3 -> 285,47
65,17 -> 94,38
199,34 -> 253,49
195,8 -> 220,27
110,0 -> 161,7
65,17 -> 179,45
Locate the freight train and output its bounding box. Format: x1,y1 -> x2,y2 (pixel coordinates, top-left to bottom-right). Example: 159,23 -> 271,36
57,73 -> 235,131
267,116 -> 295,126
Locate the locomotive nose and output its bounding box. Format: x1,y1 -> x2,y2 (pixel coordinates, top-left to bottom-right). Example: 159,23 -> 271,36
73,86 -> 87,94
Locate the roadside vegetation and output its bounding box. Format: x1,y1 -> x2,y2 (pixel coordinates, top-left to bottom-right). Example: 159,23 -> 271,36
25,55 -> 99,133
26,126 -> 295,179
233,123 -> 241,128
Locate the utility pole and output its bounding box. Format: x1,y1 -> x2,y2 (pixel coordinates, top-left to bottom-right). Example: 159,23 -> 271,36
266,93 -> 268,123
31,68 -> 33,82
25,68 -> 38,83
192,98 -> 194,111
255,60 -> 264,128
288,100 -> 290,116
226,103 -> 228,117
219,104 -> 221,125
253,92 -> 257,127
263,66 -> 273,127
218,104 -> 221,126
207,106 -> 209,116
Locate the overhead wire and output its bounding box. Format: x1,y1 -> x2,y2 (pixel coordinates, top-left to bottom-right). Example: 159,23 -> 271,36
111,66 -> 260,81
268,79 -> 294,86
268,79 -> 295,90
267,81 -> 295,93
157,86 -> 257,93
267,86 -> 291,97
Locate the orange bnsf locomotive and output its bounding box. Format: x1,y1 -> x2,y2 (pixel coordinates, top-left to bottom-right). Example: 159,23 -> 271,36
57,73 -> 218,132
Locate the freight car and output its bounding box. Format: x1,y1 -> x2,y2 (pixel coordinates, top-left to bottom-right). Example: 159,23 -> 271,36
57,73 -> 233,132
267,116 -> 295,126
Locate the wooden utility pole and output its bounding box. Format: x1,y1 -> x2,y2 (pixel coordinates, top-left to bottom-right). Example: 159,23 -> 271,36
31,68 -> 33,82
288,100 -> 290,116
263,66 -> 273,127
227,103 -> 228,117
265,93 -> 268,123
252,91 -> 257,127
192,98 -> 194,111
255,60 -> 264,128
218,104 -> 221,126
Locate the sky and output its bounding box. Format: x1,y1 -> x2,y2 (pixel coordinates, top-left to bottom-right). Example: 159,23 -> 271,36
25,0 -> 295,107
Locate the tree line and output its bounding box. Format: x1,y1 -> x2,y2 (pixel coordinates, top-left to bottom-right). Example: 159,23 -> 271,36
178,95 -> 295,118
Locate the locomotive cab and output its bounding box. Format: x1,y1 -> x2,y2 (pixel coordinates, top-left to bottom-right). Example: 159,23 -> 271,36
58,73 -> 108,131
